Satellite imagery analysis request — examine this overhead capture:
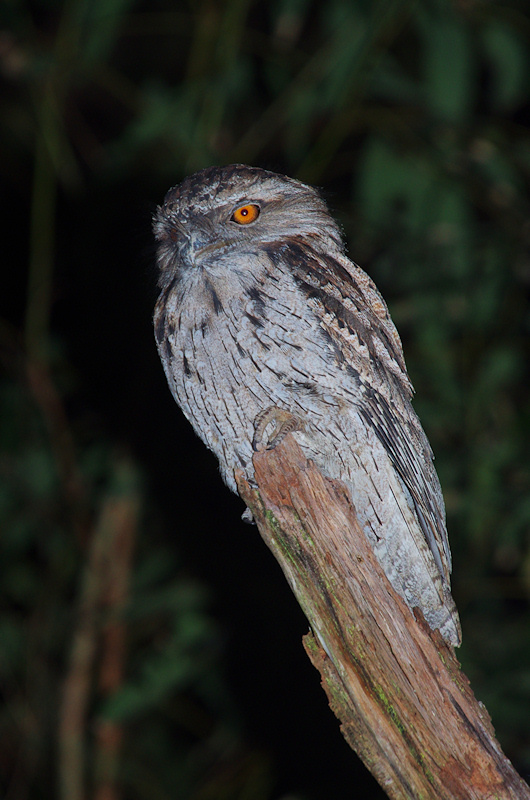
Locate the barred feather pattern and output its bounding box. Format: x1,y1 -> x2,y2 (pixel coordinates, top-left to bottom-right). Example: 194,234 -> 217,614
153,164 -> 461,646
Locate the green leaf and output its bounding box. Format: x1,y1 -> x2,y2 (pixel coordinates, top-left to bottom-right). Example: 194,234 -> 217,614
481,23 -> 528,112
69,0 -> 137,68
418,7 -> 474,122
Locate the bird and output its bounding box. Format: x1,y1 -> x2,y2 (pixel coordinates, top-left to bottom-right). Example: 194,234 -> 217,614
153,164 -> 461,647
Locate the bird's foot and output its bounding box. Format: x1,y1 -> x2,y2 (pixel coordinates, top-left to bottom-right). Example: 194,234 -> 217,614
252,406 -> 301,452
241,507 -> 255,525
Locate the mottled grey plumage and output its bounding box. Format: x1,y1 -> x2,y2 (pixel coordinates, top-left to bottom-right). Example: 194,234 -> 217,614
153,164 -> 461,646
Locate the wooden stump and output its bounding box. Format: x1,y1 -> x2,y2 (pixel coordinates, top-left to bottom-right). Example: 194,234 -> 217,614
236,435 -> 529,800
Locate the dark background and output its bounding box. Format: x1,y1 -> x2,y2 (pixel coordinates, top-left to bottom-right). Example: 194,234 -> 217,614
1,1 -> 530,798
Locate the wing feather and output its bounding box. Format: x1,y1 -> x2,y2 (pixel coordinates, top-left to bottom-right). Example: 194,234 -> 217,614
273,238 -> 452,582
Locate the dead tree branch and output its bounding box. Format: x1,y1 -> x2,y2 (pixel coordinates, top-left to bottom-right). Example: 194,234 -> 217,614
236,435 -> 530,800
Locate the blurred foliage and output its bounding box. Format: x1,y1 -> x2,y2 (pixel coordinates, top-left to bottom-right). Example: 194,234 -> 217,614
1,0 -> 530,797
0,353 -> 270,799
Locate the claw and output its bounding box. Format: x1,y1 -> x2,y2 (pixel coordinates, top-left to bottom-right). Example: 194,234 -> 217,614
241,507 -> 255,525
252,406 -> 301,452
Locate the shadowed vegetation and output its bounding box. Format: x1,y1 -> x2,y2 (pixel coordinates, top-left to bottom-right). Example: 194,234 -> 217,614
1,1 -> 529,797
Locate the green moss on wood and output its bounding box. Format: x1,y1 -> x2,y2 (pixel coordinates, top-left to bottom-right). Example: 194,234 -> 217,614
374,684 -> 406,736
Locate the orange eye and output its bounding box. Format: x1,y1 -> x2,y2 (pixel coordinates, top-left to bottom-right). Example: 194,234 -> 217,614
231,204 -> 260,225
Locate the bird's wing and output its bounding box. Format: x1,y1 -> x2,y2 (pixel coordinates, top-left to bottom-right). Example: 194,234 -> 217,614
276,238 -> 452,583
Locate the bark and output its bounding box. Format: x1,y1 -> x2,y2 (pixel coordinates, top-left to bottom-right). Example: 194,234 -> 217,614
235,435 -> 530,800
